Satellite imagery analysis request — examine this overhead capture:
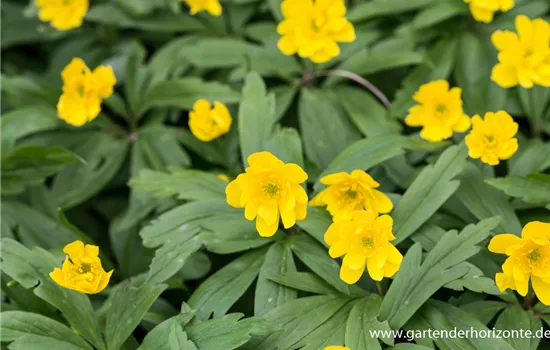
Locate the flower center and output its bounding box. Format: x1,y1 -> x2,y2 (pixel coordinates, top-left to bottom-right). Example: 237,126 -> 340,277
436,104 -> 447,114
484,134 -> 497,145
524,49 -> 533,58
361,237 -> 373,247
79,262 -> 92,274
264,183 -> 279,197
311,15 -> 327,31
76,84 -> 85,96
528,249 -> 542,263
345,189 -> 358,200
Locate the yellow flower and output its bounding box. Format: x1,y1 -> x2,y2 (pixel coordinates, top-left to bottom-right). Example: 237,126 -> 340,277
325,211 -> 402,284
36,0 -> 88,31
311,170 -> 393,221
57,58 -> 116,127
491,15 -> 550,88
226,151 -> 308,237
324,347 -> 350,350
464,0 -> 514,23
465,110 -> 518,165
189,99 -> 232,142
277,0 -> 356,63
180,0 -> 222,16
50,240 -> 113,294
405,80 -> 471,142
489,221 -> 550,305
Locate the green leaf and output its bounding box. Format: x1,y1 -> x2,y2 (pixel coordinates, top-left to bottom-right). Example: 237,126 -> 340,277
455,162 -> 522,235
0,311 -> 92,350
124,42 -> 147,116
51,132 -> 128,209
138,78 -> 240,116
290,235 -> 350,295
299,89 -> 361,170
129,169 -> 227,200
255,241 -> 297,316
460,301 -> 507,325
139,308 -> 196,350
86,4 -> 204,32
1,335 -> 88,350
485,173 -> 550,204
345,295 -> 393,350
391,38 -> 457,118
188,248 -> 266,321
297,207 -> 333,245
0,239 -> 105,350
2,146 -> 82,195
412,0 -> 468,29
264,126 -> 304,167
314,134 -> 408,192
509,139 -> 550,176
494,305 -> 542,350
393,144 -> 468,244
105,279 -> 167,350
268,271 -> 342,295
380,218 -> 500,329
249,295 -> 351,350
168,322 -> 198,350
325,50 -> 424,86
348,0 -> 434,22
0,106 -> 61,151
238,72 -> 277,164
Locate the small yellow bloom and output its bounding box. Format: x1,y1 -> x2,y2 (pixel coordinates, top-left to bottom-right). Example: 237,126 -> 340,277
464,0 -> 514,23
217,174 -> 230,182
325,211 -> 402,284
405,80 -> 471,142
311,170 -> 393,221
277,0 -> 356,63
465,110 -> 518,165
36,0 -> 88,31
489,221 -> 550,305
57,58 -> 116,127
180,0 -> 222,16
50,240 -> 113,294
491,15 -> 550,88
324,347 -> 350,350
226,151 -> 308,237
189,99 -> 232,142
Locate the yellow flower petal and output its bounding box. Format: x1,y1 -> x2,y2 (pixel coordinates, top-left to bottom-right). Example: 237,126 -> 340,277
532,276 -> 550,306
371,190 -> 393,214
522,221 -> 550,244
284,163 -> 308,183
256,214 -> 279,237
488,234 -> 522,254
226,174 -> 247,208
340,263 -> 365,284
343,251 -> 365,270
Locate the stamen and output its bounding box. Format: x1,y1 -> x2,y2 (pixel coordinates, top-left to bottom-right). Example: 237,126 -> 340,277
264,183 -> 279,197
361,237 -> 373,247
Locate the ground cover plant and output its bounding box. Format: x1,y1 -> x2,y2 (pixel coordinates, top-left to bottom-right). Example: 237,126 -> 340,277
1,0 -> 550,349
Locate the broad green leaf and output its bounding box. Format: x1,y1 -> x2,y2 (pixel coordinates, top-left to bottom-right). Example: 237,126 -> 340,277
139,307 -> 197,350
412,0 -> 468,29
129,169 -> 226,200
460,301 -> 507,325
255,241 -> 298,316
494,305 -> 541,350
268,271 -> 341,295
86,4 -> 204,32
51,132 -> 128,209
314,134 -> 408,192
0,106 -> 61,151
124,42 -> 147,116
393,144 -> 468,244
299,89 -> 361,170
391,39 -> 457,118
249,295 -> 350,350
1,335 -> 87,350
138,78 -> 240,115
486,173 -> 550,204
272,86 -> 297,122
172,128 -> 228,166
325,50 -> 424,86
297,207 -> 333,245
105,279 -> 167,350
348,0 -> 434,22
264,127 -> 304,167
345,296 -> 393,350
380,218 -> 500,329
238,72 -> 277,164
2,146 -> 82,195
0,239 -> 105,350
136,124 -> 191,168
336,86 -> 401,137
0,311 -> 92,350
168,322 -> 198,350
290,235 -> 349,295
188,248 -> 266,320
509,139 -> 550,176
455,163 -> 522,235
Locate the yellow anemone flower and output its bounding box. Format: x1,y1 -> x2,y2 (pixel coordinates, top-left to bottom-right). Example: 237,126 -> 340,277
50,240 -> 113,294
405,80 -> 471,142
465,110 -> 518,165
180,0 -> 222,16
311,170 -> 393,221
325,211 -> 402,284
36,0 -> 88,31
277,0 -> 356,63
489,221 -> 550,305
57,58 -> 116,127
189,99 -> 232,142
464,0 -> 514,23
491,15 -> 550,88
226,151 -> 308,237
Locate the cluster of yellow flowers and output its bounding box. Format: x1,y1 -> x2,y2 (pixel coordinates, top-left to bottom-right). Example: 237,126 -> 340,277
464,0 -> 514,23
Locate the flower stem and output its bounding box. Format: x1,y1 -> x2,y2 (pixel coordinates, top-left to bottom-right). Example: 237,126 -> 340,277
523,290 -> 537,310
375,281 -> 384,296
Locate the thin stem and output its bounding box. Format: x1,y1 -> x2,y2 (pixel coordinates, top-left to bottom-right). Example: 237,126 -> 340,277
523,290 -> 536,310
295,69 -> 392,109
375,281 -> 384,296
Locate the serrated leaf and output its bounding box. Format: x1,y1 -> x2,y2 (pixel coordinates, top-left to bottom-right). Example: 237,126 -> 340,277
345,295 -> 393,350
494,305 -> 541,350
460,301 -> 507,325
188,248 -> 266,320
485,174 -> 550,204
255,241 -> 298,316
168,322 -> 197,350
105,279 -> 167,350
393,144 -> 468,244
